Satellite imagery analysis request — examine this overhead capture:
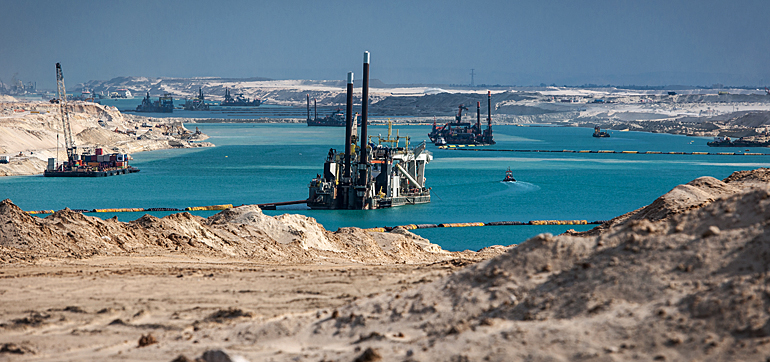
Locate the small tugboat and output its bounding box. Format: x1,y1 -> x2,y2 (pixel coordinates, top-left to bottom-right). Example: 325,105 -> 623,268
593,126 -> 610,137
502,167 -> 516,182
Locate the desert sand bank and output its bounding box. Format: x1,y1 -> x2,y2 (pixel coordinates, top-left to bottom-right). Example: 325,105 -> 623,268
2,169 -> 770,361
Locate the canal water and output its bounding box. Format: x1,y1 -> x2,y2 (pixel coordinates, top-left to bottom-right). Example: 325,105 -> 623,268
2,123 -> 769,251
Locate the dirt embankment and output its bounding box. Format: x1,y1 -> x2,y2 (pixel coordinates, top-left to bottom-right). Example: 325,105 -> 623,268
3,169 -> 770,361
0,101 -> 212,176
0,200 -> 505,265
183,167 -> 770,362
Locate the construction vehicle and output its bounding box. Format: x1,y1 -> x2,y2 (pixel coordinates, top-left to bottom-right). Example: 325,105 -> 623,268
45,63 -> 139,177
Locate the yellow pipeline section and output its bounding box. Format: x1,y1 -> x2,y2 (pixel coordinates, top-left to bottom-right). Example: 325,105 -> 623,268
185,204 -> 233,211
530,220 -> 587,225
27,204 -> 235,215
93,208 -> 145,213
439,222 -> 485,228
26,210 -> 55,215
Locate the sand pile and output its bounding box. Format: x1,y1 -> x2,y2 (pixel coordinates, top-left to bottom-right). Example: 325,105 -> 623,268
185,169 -> 770,361
577,171 -> 766,236
0,201 -> 498,265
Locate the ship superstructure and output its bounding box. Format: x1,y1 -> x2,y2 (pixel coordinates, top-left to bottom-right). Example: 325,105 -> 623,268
308,52 -> 431,209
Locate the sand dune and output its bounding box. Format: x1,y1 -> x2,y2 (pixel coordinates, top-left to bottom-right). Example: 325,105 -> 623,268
2,169 -> 770,361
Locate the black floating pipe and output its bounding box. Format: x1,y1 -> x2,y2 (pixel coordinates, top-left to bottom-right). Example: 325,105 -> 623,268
306,94 -> 310,122
314,98 -> 317,121
344,72 -> 354,179
359,51 -> 370,172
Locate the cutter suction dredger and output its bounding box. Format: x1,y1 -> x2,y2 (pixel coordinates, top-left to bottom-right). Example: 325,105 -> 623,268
308,52 -> 432,210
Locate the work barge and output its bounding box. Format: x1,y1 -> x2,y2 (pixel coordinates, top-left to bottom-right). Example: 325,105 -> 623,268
45,63 -> 139,177
308,52 -> 432,209
428,92 -> 495,146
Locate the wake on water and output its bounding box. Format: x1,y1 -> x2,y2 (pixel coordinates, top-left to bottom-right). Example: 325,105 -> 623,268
481,181 -> 540,200
499,180 -> 540,192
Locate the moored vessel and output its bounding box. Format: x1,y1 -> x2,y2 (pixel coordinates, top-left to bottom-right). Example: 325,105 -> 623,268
220,87 -> 260,106
428,92 -> 495,146
593,126 -> 610,137
46,63 -> 139,177
308,52 -> 431,209
136,92 -> 173,113
707,136 -> 770,147
183,87 -> 210,111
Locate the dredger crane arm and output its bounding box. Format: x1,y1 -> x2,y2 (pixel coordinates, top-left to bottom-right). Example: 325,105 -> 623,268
56,63 -> 75,162
395,163 -> 422,188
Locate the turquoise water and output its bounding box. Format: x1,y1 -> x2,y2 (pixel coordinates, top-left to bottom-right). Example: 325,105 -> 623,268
3,123 -> 770,251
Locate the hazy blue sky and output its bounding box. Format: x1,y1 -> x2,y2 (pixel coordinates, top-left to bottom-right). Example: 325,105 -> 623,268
2,0 -> 770,89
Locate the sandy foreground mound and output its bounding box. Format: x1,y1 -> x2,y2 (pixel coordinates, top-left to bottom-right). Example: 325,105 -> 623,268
0,201 -> 497,265
3,169 -> 770,361
142,168 -> 770,362
577,168 -> 770,236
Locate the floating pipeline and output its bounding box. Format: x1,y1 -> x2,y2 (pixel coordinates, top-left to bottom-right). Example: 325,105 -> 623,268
366,220 -> 603,232
26,204 -> 233,215
145,207 -> 182,212
184,204 -> 233,211
439,222 -> 486,228
26,210 -> 56,215
529,220 -> 588,225
437,147 -> 770,156
93,207 -> 145,213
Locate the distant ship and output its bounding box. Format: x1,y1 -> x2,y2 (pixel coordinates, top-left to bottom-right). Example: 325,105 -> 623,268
593,126 -> 610,137
183,87 -> 210,111
220,87 -> 260,106
305,95 -> 360,127
110,88 -> 132,98
308,109 -> 346,126
707,136 -> 770,147
136,92 -> 173,113
428,91 -> 495,146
